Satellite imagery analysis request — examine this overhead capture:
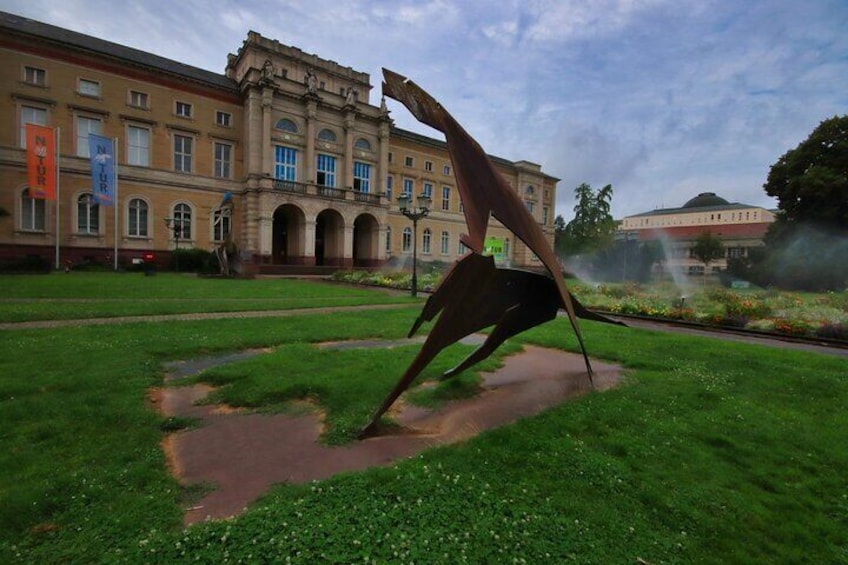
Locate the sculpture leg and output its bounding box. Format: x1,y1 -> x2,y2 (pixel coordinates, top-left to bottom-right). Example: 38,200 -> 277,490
358,338 -> 447,438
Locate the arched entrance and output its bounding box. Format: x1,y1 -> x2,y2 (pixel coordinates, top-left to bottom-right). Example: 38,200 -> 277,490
272,204 -> 305,264
353,213 -> 380,267
315,209 -> 344,266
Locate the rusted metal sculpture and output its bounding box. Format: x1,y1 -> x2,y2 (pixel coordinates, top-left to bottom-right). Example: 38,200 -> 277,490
359,69 -> 621,438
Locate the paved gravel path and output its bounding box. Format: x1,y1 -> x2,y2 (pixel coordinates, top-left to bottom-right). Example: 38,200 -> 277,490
0,303 -> 408,331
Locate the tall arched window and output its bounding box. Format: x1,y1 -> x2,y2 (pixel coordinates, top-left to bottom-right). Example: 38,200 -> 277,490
440,231 -> 449,255
128,198 -> 148,237
20,189 -> 45,231
422,228 -> 432,254
173,203 -> 192,240
275,118 -> 298,133
317,128 -> 337,142
402,227 -> 412,252
77,194 -> 99,234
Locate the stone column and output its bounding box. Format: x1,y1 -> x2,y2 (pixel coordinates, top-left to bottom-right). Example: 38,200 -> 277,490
304,99 -> 317,184
245,89 -> 263,176
343,110 -> 356,189
261,87 -> 274,177
304,215 -> 316,265
377,224 -> 388,262
378,121 -> 390,196
343,224 -> 354,267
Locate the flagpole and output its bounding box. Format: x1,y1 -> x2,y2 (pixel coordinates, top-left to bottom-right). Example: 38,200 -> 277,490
113,137 -> 119,271
54,127 -> 61,270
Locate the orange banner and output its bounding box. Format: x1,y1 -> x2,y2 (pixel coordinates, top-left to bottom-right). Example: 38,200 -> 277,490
26,123 -> 56,200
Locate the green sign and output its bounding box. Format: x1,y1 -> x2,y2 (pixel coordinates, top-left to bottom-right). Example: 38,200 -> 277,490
484,237 -> 505,262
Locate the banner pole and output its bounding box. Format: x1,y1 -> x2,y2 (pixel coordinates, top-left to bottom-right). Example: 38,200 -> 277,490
113,137 -> 119,271
55,126 -> 61,270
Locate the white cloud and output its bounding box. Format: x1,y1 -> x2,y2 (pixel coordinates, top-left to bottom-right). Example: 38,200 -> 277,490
4,0 -> 846,221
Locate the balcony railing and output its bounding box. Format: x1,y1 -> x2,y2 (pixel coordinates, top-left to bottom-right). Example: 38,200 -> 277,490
317,185 -> 346,199
354,191 -> 380,204
274,179 -> 307,193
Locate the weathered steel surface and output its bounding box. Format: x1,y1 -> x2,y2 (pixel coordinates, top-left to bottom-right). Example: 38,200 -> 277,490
359,69 -> 621,438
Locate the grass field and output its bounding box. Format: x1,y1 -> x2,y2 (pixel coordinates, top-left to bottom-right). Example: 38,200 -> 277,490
1,274 -> 846,563
0,273 -> 414,322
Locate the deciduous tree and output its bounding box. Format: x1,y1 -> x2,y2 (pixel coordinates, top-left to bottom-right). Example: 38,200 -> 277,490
691,230 -> 724,283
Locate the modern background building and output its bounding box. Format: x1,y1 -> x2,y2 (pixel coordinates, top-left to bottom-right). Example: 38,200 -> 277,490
618,192 -> 775,277
0,11 -> 557,273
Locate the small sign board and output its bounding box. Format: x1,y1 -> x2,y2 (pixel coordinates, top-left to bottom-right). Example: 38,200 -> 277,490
484,236 -> 504,263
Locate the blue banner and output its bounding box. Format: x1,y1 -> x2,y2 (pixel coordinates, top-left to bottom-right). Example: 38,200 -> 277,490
89,134 -> 115,206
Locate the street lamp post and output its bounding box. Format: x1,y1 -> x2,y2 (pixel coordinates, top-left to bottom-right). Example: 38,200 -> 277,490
163,217 -> 183,272
398,192 -> 432,297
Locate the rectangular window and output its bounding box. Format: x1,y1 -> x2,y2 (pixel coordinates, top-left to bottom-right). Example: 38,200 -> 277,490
76,116 -> 102,158
388,151 -> 393,163
404,156 -> 414,167
402,178 -> 413,198
440,231 -> 449,255
275,146 -> 297,181
543,206 -> 549,225
77,194 -> 99,234
422,182 -> 433,199
214,142 -> 232,178
213,209 -> 231,241
386,175 -> 393,199
175,101 -> 193,118
78,79 -> 100,97
20,106 -> 48,148
127,125 -> 150,166
443,164 -> 451,175
353,161 -> 371,192
128,199 -> 148,237
316,154 -> 336,187
441,186 -> 451,211
129,90 -> 149,108
424,161 -> 433,172
24,66 -> 46,86
216,111 -> 232,127
21,194 -> 46,231
525,201 -> 535,214
174,134 -> 193,172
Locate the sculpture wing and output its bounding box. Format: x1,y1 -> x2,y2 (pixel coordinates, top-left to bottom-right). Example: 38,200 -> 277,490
382,68 -> 594,376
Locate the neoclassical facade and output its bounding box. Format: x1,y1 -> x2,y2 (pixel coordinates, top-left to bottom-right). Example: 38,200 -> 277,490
0,12 -> 558,272
619,192 -> 776,276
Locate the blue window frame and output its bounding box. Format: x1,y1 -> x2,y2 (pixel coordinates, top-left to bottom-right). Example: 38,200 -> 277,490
403,178 -> 413,198
353,161 -> 371,192
275,146 -> 297,181
317,154 -> 336,187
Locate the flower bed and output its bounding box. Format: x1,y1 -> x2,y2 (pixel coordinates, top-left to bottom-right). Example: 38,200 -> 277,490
333,271 -> 848,342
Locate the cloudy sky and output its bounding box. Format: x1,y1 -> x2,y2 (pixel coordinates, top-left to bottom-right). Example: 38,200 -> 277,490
6,0 -> 847,219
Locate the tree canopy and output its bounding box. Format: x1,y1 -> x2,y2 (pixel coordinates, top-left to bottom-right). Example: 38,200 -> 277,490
555,183 -> 616,256
691,230 -> 724,269
763,114 -> 848,231
751,115 -> 848,290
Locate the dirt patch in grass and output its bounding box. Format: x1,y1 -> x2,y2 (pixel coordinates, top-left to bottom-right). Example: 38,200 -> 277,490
155,345 -> 622,525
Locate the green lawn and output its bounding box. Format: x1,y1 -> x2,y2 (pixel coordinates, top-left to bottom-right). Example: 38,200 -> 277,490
0,273 -> 414,322
1,276 -> 845,563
